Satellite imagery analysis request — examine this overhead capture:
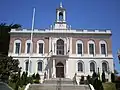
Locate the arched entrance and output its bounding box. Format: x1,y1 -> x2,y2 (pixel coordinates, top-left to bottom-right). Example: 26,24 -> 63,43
56,62 -> 64,78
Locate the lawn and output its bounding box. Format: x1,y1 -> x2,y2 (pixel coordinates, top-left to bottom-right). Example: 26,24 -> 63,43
103,82 -> 116,90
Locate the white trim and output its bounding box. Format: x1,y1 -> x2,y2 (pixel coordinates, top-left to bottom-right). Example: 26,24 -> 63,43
37,40 -> 45,54
77,60 -> 84,73
89,60 -> 97,72
99,40 -> 107,55
37,60 -> 43,72
88,40 -> 95,56
13,40 -> 21,54
76,40 -> 83,56
102,60 -> 109,72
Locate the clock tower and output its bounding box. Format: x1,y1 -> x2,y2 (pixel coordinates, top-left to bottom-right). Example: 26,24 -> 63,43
54,2 -> 68,30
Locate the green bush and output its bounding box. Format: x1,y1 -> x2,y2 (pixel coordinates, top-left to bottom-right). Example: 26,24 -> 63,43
103,82 -> 116,90
80,75 -> 85,84
32,73 -> 36,79
36,73 -> 40,80
87,75 -> 92,84
27,77 -> 33,84
34,79 -> 40,84
92,71 -> 98,79
93,78 -> 104,90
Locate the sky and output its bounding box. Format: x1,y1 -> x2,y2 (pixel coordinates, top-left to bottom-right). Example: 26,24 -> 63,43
0,0 -> 120,73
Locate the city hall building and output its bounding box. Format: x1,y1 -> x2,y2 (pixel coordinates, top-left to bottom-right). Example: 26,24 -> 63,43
8,3 -> 114,81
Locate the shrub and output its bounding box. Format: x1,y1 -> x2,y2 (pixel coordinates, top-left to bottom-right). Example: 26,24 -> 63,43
92,71 -> 98,79
80,75 -> 85,84
32,73 -> 36,79
87,75 -> 92,84
27,77 -> 33,84
36,73 -> 40,80
102,71 -> 106,83
34,79 -> 40,84
111,73 -> 115,82
93,78 -> 104,90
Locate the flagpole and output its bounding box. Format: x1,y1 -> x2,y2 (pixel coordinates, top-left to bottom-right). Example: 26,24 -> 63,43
28,8 -> 35,77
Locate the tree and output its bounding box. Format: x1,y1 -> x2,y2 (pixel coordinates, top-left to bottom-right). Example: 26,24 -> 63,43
0,23 -> 21,55
111,73 -> 115,82
102,71 -> 106,82
0,54 -> 20,83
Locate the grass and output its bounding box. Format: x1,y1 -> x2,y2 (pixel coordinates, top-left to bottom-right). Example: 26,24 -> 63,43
103,82 -> 116,90
8,82 -> 26,90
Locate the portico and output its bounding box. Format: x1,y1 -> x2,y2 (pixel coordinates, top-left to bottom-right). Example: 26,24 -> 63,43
48,55 -> 69,79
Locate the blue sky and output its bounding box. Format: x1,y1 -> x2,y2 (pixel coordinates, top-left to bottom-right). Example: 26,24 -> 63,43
0,0 -> 120,73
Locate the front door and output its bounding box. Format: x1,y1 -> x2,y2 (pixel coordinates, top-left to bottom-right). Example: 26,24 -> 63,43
56,62 -> 64,78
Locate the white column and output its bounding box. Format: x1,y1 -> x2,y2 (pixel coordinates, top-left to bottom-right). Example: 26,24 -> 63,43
66,60 -> 68,78
52,59 -> 56,78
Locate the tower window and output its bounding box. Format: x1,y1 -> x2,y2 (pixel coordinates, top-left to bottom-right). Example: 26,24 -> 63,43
59,12 -> 63,21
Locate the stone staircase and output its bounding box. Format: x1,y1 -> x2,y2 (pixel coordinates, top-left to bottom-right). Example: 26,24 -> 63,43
28,78 -> 90,90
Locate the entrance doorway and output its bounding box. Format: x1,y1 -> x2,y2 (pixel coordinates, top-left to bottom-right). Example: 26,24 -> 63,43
56,62 -> 64,78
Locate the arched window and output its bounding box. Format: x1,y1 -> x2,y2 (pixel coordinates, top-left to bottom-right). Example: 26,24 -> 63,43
14,40 -> 21,54
88,40 -> 95,55
38,61 -> 42,71
78,61 -> 83,72
37,40 -> 44,54
90,61 -> 96,72
59,12 -> 63,21
99,40 -> 107,55
76,40 -> 83,55
102,61 -> 108,72
25,40 -> 32,54
57,39 -> 64,55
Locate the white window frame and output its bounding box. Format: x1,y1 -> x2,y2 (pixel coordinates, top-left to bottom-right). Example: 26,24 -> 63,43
77,60 -> 84,72
89,60 -> 97,72
99,40 -> 107,55
37,60 -> 43,72
14,40 -> 21,54
88,40 -> 95,55
25,40 -> 32,54
102,61 -> 109,72
76,40 -> 83,55
37,40 -> 44,54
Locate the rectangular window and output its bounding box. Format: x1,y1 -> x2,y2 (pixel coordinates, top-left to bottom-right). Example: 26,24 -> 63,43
39,43 -> 43,54
77,44 -> 82,54
15,43 -> 20,54
89,44 -> 94,54
101,44 -> 106,54
27,43 -> 30,53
